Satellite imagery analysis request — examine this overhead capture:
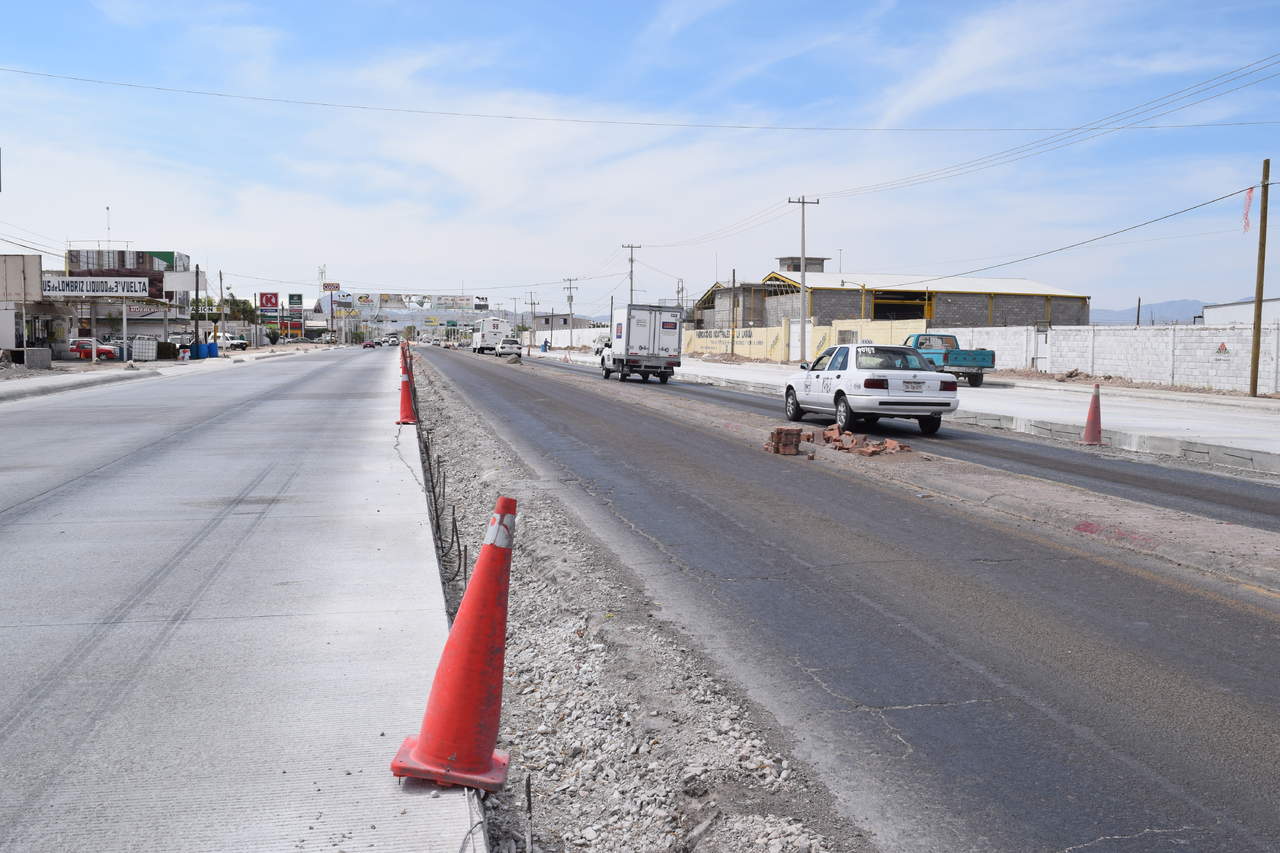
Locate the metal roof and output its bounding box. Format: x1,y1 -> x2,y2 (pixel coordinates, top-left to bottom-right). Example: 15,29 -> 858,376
764,271 -> 1086,298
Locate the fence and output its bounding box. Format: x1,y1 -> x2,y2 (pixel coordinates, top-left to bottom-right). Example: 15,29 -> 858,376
931,323 -> 1280,393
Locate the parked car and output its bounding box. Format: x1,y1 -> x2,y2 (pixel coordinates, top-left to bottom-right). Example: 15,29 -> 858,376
902,333 -> 994,387
68,338 -> 118,360
213,333 -> 249,351
784,344 -> 958,435
592,333 -> 611,356
496,338 -> 521,357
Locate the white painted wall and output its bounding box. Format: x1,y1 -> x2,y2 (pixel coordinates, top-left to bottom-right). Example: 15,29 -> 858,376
519,327 -> 607,349
930,324 -> 1280,393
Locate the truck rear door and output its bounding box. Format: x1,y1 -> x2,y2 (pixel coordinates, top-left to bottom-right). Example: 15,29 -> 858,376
655,311 -> 681,359
627,309 -> 652,356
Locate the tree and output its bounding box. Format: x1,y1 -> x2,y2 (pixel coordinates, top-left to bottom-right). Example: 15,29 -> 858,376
266,328 -> 280,344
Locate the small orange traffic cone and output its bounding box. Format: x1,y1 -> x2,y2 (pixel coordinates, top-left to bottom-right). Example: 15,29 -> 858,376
396,362 -> 416,425
391,496 -> 517,790
1080,383 -> 1103,445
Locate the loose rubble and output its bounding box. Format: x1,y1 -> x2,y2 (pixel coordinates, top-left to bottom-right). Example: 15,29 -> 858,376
412,354 -> 867,852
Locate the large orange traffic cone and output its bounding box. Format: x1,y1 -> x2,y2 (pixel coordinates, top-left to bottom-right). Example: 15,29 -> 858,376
1080,383 -> 1103,445
396,360 -> 416,425
391,496 -> 517,791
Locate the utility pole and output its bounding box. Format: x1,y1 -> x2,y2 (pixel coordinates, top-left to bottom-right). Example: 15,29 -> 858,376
525,291 -> 539,355
563,278 -> 578,349
1134,297 -> 1142,326
623,244 -> 640,305
788,196 -> 819,362
730,268 -> 737,356
194,263 -> 201,348
1249,158 -> 1271,397
838,248 -> 844,274
218,270 -> 225,343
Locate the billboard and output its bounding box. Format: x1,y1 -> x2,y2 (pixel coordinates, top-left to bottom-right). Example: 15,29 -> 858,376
260,292 -> 279,308
356,294 -> 374,305
0,255 -> 42,301
288,293 -> 303,307
473,297 -> 489,311
42,276 -> 150,297
322,281 -> 340,292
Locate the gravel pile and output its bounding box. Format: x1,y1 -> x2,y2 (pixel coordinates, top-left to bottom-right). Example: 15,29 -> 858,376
411,354 -> 865,852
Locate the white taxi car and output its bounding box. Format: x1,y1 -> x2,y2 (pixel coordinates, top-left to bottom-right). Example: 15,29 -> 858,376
784,344 -> 959,435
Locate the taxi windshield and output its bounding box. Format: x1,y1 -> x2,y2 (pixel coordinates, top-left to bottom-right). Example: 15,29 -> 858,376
856,347 -> 930,371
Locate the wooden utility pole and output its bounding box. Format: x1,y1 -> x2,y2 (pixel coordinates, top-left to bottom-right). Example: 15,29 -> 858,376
788,197 -> 819,362
1134,297 -> 1141,327
730,268 -> 737,356
623,244 -> 640,304
1249,158 -> 1270,397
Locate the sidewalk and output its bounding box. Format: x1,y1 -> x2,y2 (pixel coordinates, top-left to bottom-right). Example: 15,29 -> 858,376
530,350 -> 1280,474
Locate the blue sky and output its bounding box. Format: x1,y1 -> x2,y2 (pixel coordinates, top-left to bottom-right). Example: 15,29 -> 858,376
0,0 -> 1277,312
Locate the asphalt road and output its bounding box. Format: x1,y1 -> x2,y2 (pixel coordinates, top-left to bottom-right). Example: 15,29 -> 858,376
0,349 -> 476,851
532,357 -> 1280,532
422,346 -> 1280,853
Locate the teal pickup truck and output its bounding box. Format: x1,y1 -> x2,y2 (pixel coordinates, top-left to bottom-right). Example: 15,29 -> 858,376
902,333 -> 994,387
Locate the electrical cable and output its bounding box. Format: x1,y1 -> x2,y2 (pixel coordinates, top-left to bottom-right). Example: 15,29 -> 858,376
890,184 -> 1264,288
1,65 -> 1275,134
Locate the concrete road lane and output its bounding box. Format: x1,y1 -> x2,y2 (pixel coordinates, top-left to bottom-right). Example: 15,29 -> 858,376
421,346 -> 1280,853
0,348 -> 484,852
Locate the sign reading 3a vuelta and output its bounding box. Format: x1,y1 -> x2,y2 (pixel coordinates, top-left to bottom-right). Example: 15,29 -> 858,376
42,277 -> 150,297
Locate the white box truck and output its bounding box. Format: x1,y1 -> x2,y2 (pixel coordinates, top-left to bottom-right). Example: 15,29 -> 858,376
600,304 -> 682,383
473,317 -> 513,354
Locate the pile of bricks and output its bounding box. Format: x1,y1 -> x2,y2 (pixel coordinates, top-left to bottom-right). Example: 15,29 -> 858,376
764,427 -> 804,455
820,425 -> 912,456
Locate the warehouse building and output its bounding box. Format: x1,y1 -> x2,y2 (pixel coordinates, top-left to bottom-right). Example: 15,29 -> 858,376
694,256 -> 1089,329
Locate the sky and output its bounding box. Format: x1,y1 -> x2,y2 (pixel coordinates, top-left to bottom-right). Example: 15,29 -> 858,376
0,0 -> 1277,313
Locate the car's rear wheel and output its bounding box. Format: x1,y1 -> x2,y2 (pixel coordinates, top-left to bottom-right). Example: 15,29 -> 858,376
658,373 -> 669,384
918,415 -> 942,435
835,394 -> 857,434
618,370 -> 627,382
640,372 -> 650,382
785,389 -> 803,421
967,373 -> 984,387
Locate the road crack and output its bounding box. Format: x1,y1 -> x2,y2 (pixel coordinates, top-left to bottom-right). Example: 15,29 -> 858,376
1058,823 -> 1205,851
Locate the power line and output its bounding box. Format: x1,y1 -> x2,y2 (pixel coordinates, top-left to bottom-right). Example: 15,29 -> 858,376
890,184 -> 1269,288
815,53 -> 1280,199
1,65 -> 1275,134
644,51 -> 1280,249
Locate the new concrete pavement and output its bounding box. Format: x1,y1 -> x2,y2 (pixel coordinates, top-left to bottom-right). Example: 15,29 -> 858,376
0,348 -> 484,852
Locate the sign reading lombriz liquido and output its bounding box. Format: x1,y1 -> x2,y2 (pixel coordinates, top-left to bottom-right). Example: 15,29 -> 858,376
42,276 -> 150,297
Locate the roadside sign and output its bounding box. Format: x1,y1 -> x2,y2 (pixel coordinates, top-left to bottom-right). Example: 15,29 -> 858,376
260,292 -> 279,308
322,282 -> 340,292
288,293 -> 303,307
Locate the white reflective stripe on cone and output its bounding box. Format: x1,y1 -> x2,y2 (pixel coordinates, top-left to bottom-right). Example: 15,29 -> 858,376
482,512 -> 517,549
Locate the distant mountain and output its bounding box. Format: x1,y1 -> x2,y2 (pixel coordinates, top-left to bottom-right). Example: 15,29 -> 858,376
1090,299 -> 1209,325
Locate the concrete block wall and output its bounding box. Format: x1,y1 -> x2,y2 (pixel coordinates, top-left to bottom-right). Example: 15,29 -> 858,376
932,293 -> 989,326
931,323 -> 1280,392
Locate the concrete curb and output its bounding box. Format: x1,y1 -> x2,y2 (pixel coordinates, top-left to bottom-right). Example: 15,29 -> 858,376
0,369 -> 160,404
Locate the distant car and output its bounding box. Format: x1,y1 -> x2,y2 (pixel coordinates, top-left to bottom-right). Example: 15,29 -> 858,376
496,338 -> 521,357
784,344 -> 959,435
213,333 -> 249,351
362,340 -> 376,349
592,333 -> 611,356
68,338 -> 117,360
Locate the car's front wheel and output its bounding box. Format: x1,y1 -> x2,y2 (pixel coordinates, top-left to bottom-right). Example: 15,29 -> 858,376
835,394 -> 857,434
785,389 -> 804,421
918,415 -> 942,435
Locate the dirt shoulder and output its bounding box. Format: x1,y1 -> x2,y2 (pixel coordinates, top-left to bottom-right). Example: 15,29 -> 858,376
412,354 -> 871,853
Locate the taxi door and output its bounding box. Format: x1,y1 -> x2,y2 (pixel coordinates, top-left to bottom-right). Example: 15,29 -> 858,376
799,347 -> 836,409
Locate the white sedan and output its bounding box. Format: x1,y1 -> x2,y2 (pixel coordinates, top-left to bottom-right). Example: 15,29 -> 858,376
495,338 -> 522,357
784,344 -> 959,435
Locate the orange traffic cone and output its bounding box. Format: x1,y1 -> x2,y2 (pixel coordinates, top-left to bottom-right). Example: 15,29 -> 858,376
391,496 -> 517,790
1080,383 -> 1103,445
396,362 -> 416,425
